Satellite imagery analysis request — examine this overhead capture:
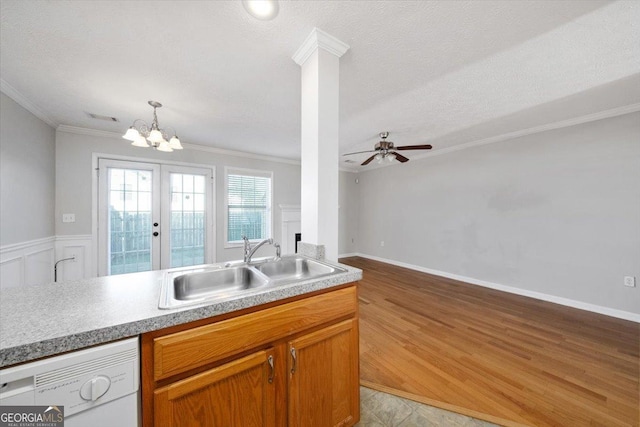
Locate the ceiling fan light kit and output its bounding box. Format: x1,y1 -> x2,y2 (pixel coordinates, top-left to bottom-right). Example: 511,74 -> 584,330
122,101 -> 183,152
343,132 -> 432,166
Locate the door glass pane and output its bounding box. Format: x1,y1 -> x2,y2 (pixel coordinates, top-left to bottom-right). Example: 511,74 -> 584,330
170,173 -> 206,268
108,168 -> 153,275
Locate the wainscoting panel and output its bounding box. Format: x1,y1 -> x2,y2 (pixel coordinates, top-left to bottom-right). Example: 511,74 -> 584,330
0,237 -> 55,289
0,257 -> 23,290
24,247 -> 55,286
0,235 -> 95,289
55,235 -> 93,282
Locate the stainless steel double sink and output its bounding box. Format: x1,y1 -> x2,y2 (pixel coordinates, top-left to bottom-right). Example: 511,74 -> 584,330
159,255 -> 346,309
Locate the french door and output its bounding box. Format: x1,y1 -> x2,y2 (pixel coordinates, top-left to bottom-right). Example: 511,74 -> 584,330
98,159 -> 214,276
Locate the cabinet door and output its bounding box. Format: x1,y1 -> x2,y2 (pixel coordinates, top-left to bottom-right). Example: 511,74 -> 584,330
288,319 -> 360,427
154,349 -> 276,427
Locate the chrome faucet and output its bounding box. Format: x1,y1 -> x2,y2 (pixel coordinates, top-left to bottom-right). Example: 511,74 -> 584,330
242,236 -> 281,263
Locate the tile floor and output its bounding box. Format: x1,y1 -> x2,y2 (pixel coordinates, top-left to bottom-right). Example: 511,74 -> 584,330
356,387 -> 499,427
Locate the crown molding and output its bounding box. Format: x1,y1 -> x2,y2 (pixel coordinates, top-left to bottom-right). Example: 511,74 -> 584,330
292,28 -> 350,65
358,102 -> 640,171
56,124 -> 302,166
0,79 -> 58,128
181,142 -> 301,166
57,124 -> 122,138
413,102 -> 640,161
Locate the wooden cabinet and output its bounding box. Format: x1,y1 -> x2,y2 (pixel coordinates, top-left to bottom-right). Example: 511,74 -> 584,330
288,319 -> 359,427
142,285 -> 359,427
154,349 -> 276,427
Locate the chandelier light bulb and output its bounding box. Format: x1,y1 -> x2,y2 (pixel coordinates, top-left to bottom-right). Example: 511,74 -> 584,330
131,135 -> 149,148
122,127 -> 140,141
156,140 -> 173,152
169,136 -> 183,150
147,129 -> 164,144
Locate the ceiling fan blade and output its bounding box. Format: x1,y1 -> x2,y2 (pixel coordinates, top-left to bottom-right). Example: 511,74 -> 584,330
342,150 -> 376,156
361,154 -> 377,166
395,144 -> 432,151
392,152 -> 409,163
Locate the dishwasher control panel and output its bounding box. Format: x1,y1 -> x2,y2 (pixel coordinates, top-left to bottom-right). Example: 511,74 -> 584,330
0,337 -> 139,418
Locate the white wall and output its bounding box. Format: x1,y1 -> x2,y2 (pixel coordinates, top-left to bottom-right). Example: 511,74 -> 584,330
339,171 -> 359,256
0,92 -> 55,246
354,112 -> 640,316
55,130 -> 301,270
0,92 -> 56,288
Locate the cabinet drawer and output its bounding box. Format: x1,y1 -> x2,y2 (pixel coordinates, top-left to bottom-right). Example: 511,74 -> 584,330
153,286 -> 357,380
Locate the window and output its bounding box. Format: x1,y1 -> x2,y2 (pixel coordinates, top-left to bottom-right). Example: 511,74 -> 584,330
225,168 -> 272,244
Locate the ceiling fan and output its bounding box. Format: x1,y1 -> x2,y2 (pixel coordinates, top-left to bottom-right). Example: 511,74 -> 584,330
343,132 -> 432,166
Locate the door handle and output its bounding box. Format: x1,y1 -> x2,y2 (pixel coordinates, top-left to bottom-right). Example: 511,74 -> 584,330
290,347 -> 297,374
267,355 -> 274,383
153,232 -> 159,237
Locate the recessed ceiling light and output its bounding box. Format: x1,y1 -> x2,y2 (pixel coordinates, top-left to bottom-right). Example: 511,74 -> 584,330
242,0 -> 279,20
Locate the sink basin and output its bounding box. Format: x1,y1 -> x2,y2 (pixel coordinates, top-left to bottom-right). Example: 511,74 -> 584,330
173,266 -> 269,301
159,256 -> 347,309
256,256 -> 344,282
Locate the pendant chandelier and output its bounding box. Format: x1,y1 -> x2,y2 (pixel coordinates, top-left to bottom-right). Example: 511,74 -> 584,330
122,101 -> 183,152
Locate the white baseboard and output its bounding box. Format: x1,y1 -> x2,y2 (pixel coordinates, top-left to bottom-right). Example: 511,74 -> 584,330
338,253 -> 358,259
351,253 -> 640,323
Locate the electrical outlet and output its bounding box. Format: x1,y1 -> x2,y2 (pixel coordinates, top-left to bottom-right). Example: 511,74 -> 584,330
624,276 -> 636,287
62,213 -> 75,223
380,241 -> 385,247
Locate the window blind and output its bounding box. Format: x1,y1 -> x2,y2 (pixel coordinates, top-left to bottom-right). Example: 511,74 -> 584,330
227,173 -> 272,242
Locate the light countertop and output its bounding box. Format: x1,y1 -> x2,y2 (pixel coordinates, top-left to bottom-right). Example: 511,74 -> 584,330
0,259 -> 362,367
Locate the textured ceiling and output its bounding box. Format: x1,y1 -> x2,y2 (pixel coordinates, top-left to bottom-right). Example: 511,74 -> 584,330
1,1 -> 639,167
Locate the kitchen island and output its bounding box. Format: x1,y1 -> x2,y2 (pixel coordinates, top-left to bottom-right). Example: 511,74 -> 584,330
0,258 -> 362,367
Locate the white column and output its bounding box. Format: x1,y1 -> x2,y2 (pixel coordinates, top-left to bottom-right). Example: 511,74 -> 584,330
293,28 -> 349,262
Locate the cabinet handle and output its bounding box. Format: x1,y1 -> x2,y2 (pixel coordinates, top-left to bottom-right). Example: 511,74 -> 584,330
267,355 -> 274,384
290,347 -> 297,374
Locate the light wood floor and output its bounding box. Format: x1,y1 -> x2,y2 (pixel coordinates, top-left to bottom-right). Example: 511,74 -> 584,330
340,257 -> 639,427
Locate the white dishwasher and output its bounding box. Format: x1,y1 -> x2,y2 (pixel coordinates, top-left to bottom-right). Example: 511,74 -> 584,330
0,337 -> 140,427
